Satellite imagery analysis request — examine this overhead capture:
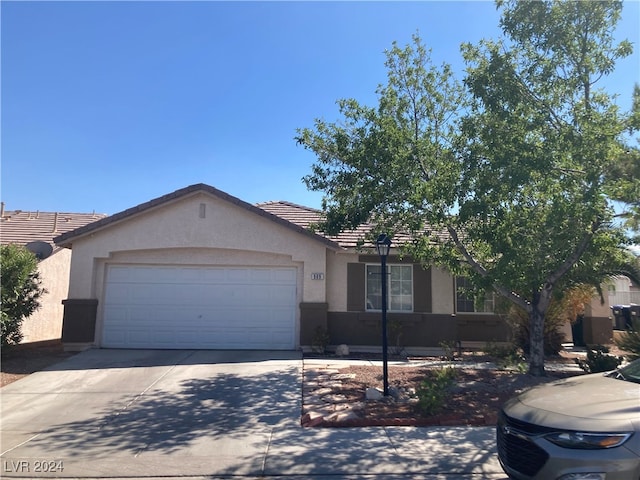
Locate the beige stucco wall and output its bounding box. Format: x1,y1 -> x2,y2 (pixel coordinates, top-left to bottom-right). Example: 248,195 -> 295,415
585,296 -> 611,318
21,249 -> 70,343
326,250 -> 357,311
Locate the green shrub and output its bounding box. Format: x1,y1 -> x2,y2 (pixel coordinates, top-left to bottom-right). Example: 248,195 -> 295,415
389,319 -> 406,356
484,341 -> 518,359
575,345 -> 623,373
439,340 -> 459,361
485,341 -> 527,372
1,245 -> 46,347
311,326 -> 330,354
615,319 -> 640,361
416,367 -> 457,416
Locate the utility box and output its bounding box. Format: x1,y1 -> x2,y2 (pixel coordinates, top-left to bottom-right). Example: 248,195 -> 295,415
611,305 -> 632,330
61,298 -> 98,351
630,305 -> 640,326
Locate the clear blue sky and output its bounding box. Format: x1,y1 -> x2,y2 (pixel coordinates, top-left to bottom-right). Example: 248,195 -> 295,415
2,1 -> 639,215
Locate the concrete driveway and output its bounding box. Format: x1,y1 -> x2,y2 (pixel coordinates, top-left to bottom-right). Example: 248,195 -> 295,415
0,349 -> 507,479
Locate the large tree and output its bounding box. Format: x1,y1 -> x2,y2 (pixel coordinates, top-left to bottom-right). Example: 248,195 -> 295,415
296,0 -> 634,376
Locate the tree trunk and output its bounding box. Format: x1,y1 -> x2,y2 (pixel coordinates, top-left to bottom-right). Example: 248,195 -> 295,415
528,307 -> 546,377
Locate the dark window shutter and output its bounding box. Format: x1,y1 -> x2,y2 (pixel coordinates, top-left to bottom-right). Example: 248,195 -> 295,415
347,263 -> 366,311
413,265 -> 432,313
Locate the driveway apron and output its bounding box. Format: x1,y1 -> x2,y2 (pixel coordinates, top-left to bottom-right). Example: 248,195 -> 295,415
1,349 -> 302,477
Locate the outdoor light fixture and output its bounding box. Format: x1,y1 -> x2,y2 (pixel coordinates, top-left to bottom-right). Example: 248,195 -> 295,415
375,233 -> 392,258
376,233 -> 392,396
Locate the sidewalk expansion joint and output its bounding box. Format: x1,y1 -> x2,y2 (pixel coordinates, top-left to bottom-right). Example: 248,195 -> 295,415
104,350 -> 199,426
261,427 -> 275,474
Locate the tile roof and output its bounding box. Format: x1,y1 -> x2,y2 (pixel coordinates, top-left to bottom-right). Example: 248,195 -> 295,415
0,210 -> 107,253
256,201 -> 414,249
257,200 -> 446,251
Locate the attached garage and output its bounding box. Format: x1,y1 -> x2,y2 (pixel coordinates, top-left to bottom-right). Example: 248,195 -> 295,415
54,184 -> 339,351
102,265 -> 297,349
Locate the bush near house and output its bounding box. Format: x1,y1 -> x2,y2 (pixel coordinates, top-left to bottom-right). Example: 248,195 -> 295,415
416,367 -> 458,416
311,326 -> 330,354
504,285 -> 596,357
575,345 -> 623,373
615,319 -> 640,361
0,244 -> 46,347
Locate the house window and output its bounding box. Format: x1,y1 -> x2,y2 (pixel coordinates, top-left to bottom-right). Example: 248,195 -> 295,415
456,276 -> 494,313
366,264 -> 413,312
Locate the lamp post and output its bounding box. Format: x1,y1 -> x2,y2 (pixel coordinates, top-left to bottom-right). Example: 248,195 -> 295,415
375,233 -> 392,397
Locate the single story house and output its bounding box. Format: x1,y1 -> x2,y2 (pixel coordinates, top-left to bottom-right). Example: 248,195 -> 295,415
0,205 -> 106,344
53,184 -> 611,352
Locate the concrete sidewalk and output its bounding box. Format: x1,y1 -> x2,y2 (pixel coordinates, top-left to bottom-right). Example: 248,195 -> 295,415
1,349 -> 507,479
2,426 -> 506,478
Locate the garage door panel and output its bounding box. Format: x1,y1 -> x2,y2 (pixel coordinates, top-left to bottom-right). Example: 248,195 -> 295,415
128,329 -> 152,344
106,266 -> 133,282
268,286 -> 297,304
130,285 -> 166,304
105,284 -> 131,303
102,329 -> 127,345
271,268 -> 297,283
152,331 -> 180,345
103,265 -> 297,349
226,268 -> 251,282
200,269 -> 227,282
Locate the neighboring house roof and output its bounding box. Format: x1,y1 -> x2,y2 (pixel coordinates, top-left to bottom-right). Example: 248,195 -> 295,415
53,183 -> 342,250
257,201 -> 374,249
0,209 -> 107,253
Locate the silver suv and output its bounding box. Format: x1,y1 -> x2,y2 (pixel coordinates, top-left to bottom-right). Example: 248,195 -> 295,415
498,359 -> 640,480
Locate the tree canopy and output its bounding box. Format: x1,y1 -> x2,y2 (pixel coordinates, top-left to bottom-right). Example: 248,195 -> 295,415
296,0 -> 636,375
607,83 -> 640,241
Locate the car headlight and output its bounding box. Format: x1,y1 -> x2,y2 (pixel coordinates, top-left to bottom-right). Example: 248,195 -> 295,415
545,431 -> 633,449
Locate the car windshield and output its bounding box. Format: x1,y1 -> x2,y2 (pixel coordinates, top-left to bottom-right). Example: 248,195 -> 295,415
608,359 -> 640,383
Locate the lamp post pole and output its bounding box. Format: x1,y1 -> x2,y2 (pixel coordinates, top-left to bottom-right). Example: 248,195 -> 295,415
381,251 -> 389,397
376,233 -> 392,397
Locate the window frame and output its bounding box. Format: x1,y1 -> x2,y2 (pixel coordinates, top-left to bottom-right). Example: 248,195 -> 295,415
455,276 -> 495,314
365,263 -> 414,313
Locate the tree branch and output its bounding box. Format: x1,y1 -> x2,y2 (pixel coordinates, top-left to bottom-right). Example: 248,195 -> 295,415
547,221 -> 600,286
447,225 -> 530,311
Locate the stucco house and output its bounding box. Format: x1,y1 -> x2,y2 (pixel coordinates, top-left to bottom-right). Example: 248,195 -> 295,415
0,206 -> 106,344
54,183 -> 614,353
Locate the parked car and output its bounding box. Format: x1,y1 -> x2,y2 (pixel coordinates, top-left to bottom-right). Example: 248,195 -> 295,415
497,359 -> 640,480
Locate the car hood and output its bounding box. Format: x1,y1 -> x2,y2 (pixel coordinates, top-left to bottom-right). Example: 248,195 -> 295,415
504,373 -> 640,432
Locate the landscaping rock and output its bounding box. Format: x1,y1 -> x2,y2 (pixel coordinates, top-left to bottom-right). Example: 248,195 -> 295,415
326,410 -> 360,423
335,344 -> 350,356
365,387 -> 383,400
332,373 -> 357,380
311,387 -> 334,396
388,385 -> 401,399
301,412 -> 325,427
301,355 -> 584,428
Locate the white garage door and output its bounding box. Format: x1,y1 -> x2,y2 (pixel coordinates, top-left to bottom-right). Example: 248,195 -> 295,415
102,265 -> 297,349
